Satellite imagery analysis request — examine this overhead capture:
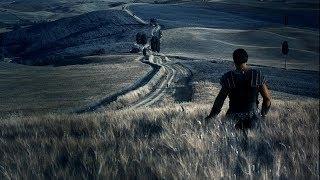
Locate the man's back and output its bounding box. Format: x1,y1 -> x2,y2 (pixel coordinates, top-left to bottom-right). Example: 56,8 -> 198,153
220,69 -> 265,114
206,49 -> 271,127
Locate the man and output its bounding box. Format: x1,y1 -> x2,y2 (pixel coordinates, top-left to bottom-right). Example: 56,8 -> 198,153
205,49 -> 271,130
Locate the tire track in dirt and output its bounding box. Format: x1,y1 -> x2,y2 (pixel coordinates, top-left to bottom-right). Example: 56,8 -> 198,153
128,55 -> 176,108
74,56 -> 161,113
127,55 -> 193,108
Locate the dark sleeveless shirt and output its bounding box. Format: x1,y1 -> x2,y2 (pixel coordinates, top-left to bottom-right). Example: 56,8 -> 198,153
220,69 -> 265,113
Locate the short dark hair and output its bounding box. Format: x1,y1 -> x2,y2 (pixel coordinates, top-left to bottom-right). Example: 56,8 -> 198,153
233,49 -> 248,65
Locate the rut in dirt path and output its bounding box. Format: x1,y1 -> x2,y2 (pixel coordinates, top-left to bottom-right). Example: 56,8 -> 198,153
128,55 -> 193,109
128,55 -> 175,109
75,56 -> 160,113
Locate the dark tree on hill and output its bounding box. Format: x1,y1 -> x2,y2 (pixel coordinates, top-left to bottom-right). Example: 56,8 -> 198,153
151,36 -> 160,53
136,32 -> 148,46
140,33 -> 148,46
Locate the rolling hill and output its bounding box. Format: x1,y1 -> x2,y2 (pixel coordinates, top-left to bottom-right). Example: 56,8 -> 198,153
1,9 -> 149,65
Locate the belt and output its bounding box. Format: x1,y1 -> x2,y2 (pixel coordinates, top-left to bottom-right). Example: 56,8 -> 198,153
226,110 -> 259,120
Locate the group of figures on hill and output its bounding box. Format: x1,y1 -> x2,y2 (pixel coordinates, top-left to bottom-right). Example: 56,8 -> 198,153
132,18 -> 162,55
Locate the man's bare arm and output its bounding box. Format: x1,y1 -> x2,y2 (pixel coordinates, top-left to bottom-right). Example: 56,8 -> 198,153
260,84 -> 271,117
206,87 -> 229,119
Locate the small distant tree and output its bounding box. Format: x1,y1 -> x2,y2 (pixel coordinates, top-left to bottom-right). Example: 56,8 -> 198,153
140,33 -> 148,46
136,32 -> 147,46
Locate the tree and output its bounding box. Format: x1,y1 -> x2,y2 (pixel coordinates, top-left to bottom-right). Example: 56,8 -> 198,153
136,32 -> 148,46
140,33 -> 148,46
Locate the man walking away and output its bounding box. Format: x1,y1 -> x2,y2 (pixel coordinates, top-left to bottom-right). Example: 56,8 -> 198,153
205,49 -> 271,130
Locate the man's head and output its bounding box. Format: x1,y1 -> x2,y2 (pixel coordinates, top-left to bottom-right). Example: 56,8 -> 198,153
233,49 -> 248,66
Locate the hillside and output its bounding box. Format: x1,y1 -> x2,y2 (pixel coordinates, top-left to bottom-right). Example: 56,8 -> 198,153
0,55 -> 151,115
129,2 -> 319,29
0,1 -> 318,179
1,9 -> 149,65
162,27 -> 319,71
0,0 -> 128,25
128,2 -> 319,71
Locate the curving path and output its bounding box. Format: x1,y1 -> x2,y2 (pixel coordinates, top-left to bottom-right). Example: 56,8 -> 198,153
74,56 -> 161,113
75,3 -> 193,113
125,54 -> 193,109
118,4 -> 193,109
129,55 -> 175,108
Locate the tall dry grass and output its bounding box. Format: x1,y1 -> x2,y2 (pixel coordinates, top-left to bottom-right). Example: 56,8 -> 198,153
0,100 -> 318,179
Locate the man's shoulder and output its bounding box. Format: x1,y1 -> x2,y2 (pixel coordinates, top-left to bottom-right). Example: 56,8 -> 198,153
220,68 -> 265,87
248,68 -> 262,75
248,68 -> 265,86
220,71 -> 236,88
221,69 -> 262,77
221,70 -> 234,78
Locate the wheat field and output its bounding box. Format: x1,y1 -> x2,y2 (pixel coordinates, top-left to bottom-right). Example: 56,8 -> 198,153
0,1 -> 318,179
0,99 -> 318,179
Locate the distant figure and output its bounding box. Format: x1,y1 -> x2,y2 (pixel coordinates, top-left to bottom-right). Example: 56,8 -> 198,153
205,49 -> 271,130
151,36 -> 160,53
143,48 -> 147,57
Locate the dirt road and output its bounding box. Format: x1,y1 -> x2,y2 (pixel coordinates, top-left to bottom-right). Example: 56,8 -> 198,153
128,55 -> 192,109
75,4 -> 193,113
